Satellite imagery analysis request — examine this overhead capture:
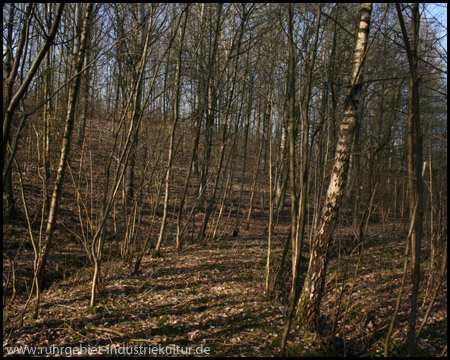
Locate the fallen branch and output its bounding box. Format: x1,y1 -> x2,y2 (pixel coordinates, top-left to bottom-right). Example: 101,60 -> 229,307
130,339 -> 159,345
91,326 -> 125,337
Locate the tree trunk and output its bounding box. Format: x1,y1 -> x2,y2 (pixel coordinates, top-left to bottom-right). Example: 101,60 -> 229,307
286,3 -> 298,285
265,93 -> 274,296
33,3 -> 93,318
281,5 -> 321,353
3,4 -> 65,218
124,3 -> 145,201
395,3 -> 424,356
296,3 -> 372,330
154,5 -> 189,256
42,4 -> 54,216
3,4 -> 64,170
198,4 -> 223,213
89,7 -> 155,307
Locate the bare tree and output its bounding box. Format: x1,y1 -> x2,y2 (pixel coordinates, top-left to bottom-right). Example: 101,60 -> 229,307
395,3 -> 424,356
3,4 -> 65,218
281,5 -> 322,353
33,3 -> 93,318
296,3 -> 373,330
154,4 -> 190,257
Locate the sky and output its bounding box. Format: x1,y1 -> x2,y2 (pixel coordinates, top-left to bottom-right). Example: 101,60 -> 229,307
425,3 -> 447,56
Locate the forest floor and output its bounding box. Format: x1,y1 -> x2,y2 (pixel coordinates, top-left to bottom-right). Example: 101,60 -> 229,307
3,216 -> 447,357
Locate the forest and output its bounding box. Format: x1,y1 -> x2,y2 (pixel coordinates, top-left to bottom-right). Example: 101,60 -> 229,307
3,3 -> 447,357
